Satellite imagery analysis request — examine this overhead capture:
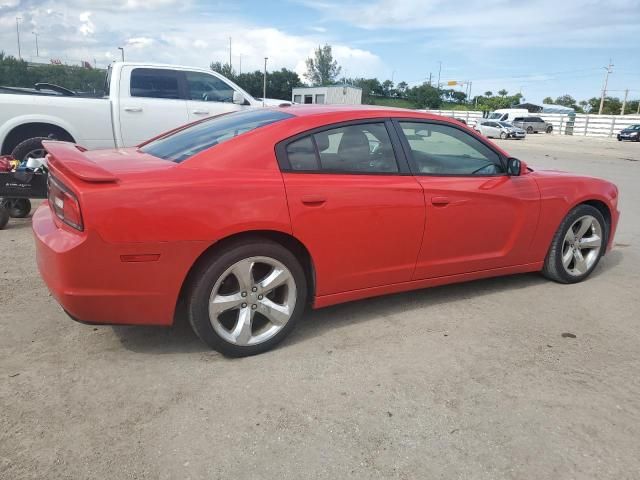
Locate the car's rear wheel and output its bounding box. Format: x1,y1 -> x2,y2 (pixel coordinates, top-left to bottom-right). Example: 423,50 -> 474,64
10,136 -> 49,162
500,132 -> 508,139
187,239 -> 308,357
526,126 -> 533,134
542,205 -> 606,284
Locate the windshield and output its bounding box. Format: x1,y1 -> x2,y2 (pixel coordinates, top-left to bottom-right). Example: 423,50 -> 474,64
498,122 -> 514,128
626,124 -> 640,130
140,109 -> 293,163
488,113 -> 502,119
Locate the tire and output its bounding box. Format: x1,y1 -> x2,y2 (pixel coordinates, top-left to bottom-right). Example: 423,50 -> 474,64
542,204 -> 607,284
0,207 -> 9,230
526,126 -> 533,134
500,132 -> 507,139
186,238 -> 308,357
1,198 -> 31,218
546,125 -> 553,134
10,136 -> 50,162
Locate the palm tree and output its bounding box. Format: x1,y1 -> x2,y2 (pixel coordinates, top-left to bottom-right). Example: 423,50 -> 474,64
498,89 -> 508,97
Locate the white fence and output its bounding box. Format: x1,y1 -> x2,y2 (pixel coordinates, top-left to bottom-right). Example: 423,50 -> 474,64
423,109 -> 640,138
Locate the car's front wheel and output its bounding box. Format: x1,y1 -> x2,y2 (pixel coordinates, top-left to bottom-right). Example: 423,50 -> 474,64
187,239 -> 308,357
526,126 -> 534,134
542,204 -> 607,284
500,132 -> 508,139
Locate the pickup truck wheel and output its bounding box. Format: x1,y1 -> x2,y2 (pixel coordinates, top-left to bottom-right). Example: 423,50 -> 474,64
10,137 -> 50,162
1,198 -> 32,218
0,207 -> 9,230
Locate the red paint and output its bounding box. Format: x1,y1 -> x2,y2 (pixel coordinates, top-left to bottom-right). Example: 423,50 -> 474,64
33,106 -> 620,326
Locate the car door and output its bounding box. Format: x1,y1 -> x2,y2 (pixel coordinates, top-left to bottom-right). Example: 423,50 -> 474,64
485,122 -> 501,138
276,120 -> 425,296
183,70 -> 247,122
118,67 -> 189,146
394,120 -> 540,279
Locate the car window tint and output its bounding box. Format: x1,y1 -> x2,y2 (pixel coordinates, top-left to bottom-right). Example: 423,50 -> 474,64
141,109 -> 293,163
287,136 -> 318,171
313,123 -> 398,173
130,68 -> 180,99
400,122 -> 503,175
186,71 -> 236,103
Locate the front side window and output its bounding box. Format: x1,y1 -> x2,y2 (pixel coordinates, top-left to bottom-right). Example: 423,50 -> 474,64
130,68 -> 180,99
285,122 -> 398,173
399,122 -> 503,175
186,71 -> 236,103
141,109 -> 293,163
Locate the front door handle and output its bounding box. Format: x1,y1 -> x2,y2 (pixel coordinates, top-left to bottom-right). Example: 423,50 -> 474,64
301,194 -> 327,206
124,106 -> 143,113
192,109 -> 209,115
431,196 -> 450,206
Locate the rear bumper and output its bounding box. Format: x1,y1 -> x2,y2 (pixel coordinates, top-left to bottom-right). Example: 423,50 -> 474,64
32,204 -> 205,326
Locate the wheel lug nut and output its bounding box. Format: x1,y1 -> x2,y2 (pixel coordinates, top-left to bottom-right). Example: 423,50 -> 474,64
251,304 -> 257,310
241,292 -> 247,297
258,294 -> 263,300
241,303 -> 247,308
251,287 -> 258,292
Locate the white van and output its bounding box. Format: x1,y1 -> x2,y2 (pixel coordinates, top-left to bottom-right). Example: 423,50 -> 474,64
487,109 -> 530,123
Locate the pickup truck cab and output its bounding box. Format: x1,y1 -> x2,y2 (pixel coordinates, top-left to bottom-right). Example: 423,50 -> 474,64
0,62 -> 291,159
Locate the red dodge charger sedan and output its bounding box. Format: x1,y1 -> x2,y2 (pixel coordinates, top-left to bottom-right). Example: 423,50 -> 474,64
33,106 -> 620,356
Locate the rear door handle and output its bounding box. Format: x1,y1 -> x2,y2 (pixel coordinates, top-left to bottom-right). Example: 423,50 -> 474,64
301,194 -> 327,206
431,196 -> 450,206
192,109 -> 209,115
123,106 -> 143,113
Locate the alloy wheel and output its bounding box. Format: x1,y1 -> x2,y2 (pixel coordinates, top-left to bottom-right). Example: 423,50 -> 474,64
208,256 -> 297,346
561,215 -> 603,276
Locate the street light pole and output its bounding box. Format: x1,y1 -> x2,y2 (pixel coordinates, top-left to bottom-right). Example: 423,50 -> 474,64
436,61 -> 442,91
16,17 -> 21,60
598,60 -> 613,115
32,32 -> 39,57
118,47 -> 125,61
263,57 -> 268,107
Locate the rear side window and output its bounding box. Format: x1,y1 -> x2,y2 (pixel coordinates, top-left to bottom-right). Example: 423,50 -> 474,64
141,109 -> 293,163
514,117 -> 524,122
130,68 -> 180,99
285,122 -> 399,173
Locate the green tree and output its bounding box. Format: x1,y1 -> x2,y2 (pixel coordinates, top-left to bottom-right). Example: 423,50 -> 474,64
381,79 -> 394,97
483,91 -> 493,97
396,81 -> 408,96
498,89 -> 508,97
406,82 -> 442,109
554,94 -> 578,109
304,45 -> 341,86
542,96 -> 554,104
210,61 -> 235,79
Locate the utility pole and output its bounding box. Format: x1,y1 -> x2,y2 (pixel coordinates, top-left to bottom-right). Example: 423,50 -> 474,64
436,61 -> 442,92
598,60 -> 614,115
229,37 -> 232,70
32,31 -> 39,57
620,89 -> 629,115
239,54 -> 242,75
263,57 -> 268,106
118,47 -> 124,61
16,17 -> 21,59
428,72 -> 432,86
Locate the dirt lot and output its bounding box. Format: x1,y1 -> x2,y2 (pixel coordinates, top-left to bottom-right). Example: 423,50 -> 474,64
1,134 -> 639,479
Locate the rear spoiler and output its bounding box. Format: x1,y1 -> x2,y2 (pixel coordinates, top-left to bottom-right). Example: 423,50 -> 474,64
42,141 -> 118,183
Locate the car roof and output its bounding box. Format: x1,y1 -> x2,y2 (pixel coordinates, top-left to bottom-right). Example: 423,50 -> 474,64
278,104 -> 449,122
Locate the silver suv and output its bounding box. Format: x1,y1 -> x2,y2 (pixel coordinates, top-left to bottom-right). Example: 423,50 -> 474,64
512,116 -> 553,134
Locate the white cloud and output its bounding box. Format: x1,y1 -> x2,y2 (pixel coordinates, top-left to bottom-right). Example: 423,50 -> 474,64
78,11 -> 95,36
126,36 -> 153,49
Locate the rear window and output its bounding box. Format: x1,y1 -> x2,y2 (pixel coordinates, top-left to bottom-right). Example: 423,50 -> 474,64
140,109 -> 294,163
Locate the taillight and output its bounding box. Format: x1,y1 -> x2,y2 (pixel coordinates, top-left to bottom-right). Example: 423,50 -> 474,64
48,176 -> 83,231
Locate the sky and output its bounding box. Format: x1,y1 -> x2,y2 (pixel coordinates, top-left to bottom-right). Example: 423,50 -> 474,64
1,0 -> 639,103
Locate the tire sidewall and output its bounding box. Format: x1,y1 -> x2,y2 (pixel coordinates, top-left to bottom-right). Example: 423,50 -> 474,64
546,205 -> 607,283
0,207 -> 9,229
188,239 -> 308,357
11,137 -> 50,162
2,198 -> 32,218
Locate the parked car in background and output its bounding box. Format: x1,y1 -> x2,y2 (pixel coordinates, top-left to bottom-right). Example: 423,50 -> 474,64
33,106 -> 618,356
617,124 -> 640,142
512,116 -> 553,134
0,62 -> 291,161
476,121 -> 526,139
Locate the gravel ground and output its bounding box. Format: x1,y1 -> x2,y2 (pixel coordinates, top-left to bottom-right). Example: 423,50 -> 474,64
1,134 -> 639,479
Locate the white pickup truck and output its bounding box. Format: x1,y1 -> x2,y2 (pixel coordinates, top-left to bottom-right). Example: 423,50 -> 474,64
0,61 -> 291,160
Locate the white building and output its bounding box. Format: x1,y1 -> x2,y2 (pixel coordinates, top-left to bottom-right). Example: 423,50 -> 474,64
292,85 -> 362,105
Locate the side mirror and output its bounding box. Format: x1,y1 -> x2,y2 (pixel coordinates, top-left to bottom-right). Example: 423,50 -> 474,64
507,157 -> 521,176
232,91 -> 245,105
